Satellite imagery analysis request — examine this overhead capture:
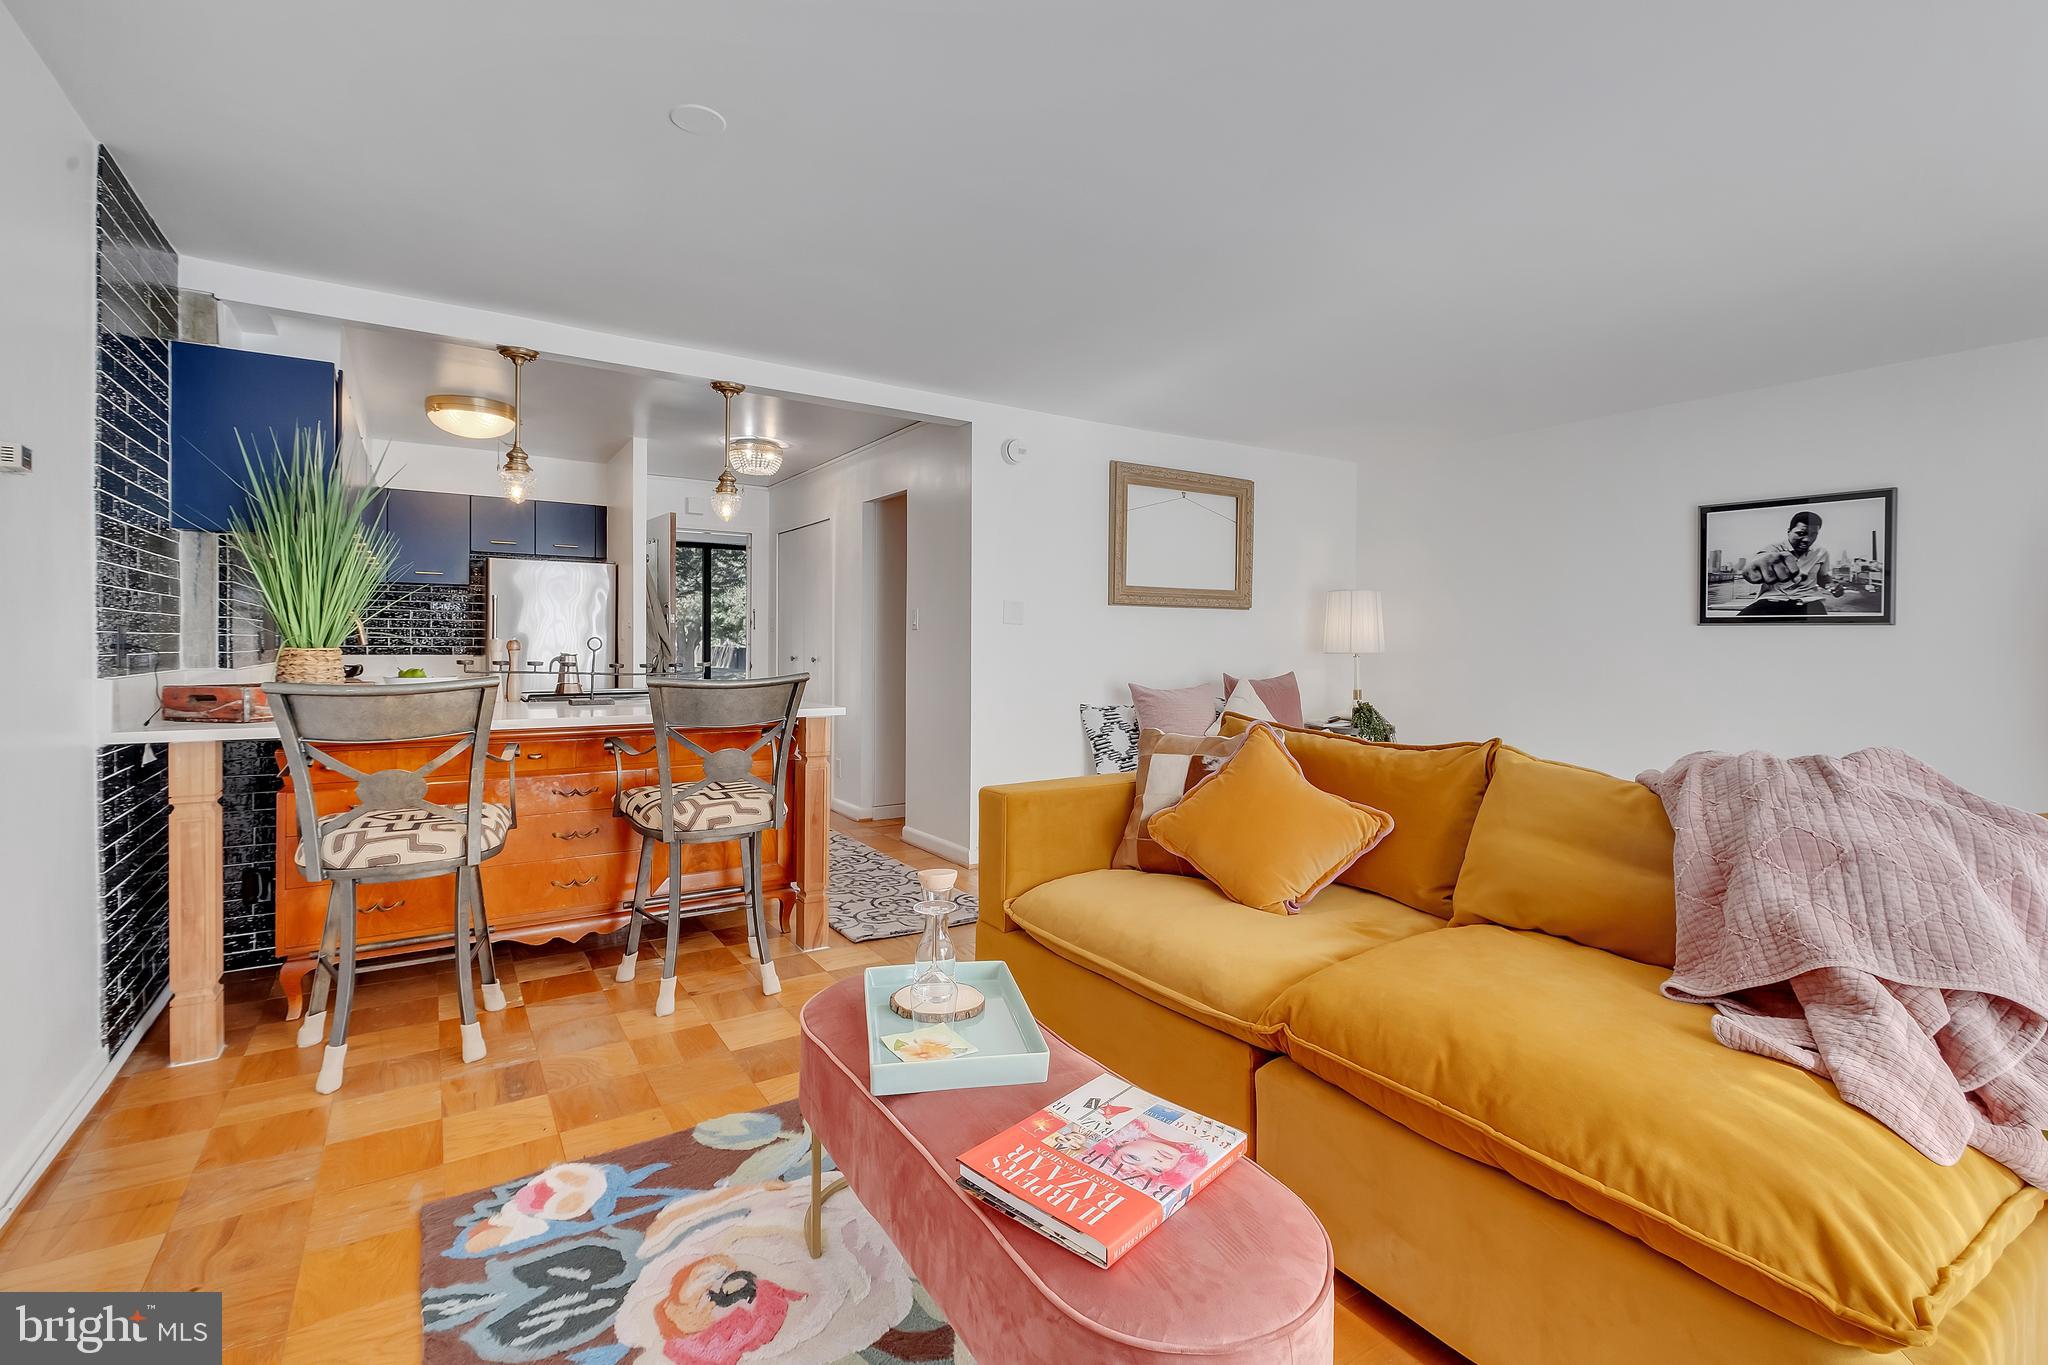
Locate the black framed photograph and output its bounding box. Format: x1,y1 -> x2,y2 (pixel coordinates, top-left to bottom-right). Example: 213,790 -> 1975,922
1699,488 -> 1895,624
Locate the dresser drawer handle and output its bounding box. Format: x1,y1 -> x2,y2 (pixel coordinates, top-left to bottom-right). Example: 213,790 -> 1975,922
549,874 -> 598,890
551,784 -> 599,798
359,898 -> 406,914
552,827 -> 601,841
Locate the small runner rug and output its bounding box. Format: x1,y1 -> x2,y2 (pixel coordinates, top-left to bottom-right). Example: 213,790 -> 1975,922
827,832 -> 978,943
419,1100 -> 963,1363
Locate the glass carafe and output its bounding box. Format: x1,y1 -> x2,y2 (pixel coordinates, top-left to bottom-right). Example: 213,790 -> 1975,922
910,868 -> 959,1011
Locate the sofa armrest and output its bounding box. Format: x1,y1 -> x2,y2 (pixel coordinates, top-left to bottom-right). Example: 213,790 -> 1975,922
977,775 -> 1135,933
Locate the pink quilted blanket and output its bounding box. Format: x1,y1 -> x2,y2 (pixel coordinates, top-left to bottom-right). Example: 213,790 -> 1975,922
1638,747 -> 2048,1187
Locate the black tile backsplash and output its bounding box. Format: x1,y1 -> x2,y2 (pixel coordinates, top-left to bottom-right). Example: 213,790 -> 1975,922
223,741 -> 282,971
218,541 -> 275,668
94,151 -> 180,1053
96,746 -> 169,1051
94,150 -> 178,679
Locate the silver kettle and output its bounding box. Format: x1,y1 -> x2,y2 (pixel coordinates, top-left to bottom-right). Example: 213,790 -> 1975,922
549,652 -> 586,696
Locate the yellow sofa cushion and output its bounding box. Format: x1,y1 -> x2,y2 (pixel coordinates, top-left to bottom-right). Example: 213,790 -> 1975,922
1149,724 -> 1394,914
1449,745 -> 1678,966
1007,868 -> 1439,1048
1217,715 -> 1494,918
1273,925 -> 2044,1350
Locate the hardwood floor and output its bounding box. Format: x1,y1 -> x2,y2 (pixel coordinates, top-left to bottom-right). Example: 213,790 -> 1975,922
0,816 -> 1455,1364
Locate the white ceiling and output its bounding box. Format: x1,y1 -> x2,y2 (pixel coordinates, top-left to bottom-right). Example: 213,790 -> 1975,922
15,1 -> 2048,456
312,316 -> 918,481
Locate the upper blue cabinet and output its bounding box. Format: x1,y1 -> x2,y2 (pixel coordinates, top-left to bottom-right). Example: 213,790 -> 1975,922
470,497 -> 536,555
535,500 -> 607,560
371,489 -> 470,583
169,341 -> 337,532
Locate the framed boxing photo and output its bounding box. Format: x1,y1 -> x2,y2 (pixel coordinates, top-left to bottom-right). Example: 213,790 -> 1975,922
1699,488 -> 1895,625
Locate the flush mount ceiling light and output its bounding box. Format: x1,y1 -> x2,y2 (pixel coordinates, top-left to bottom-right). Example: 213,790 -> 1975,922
497,345 -> 539,504
424,393 -> 515,440
726,437 -> 785,478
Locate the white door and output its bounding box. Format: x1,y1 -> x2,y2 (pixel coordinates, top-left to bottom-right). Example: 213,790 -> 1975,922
776,519 -> 832,705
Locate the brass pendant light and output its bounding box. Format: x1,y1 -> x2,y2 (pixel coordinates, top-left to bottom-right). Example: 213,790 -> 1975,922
497,346 -> 539,504
710,380 -> 744,522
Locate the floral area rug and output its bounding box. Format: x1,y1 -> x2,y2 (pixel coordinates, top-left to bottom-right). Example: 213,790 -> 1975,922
827,833 -> 978,944
420,1101 -> 964,1364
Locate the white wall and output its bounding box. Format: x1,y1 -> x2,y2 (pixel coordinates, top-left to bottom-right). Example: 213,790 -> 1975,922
970,421 -> 1359,797
604,438 -> 648,672
0,10 -> 112,1213
1358,336 -> 2048,809
645,474 -> 776,674
772,424 -> 973,858
375,439 -> 613,504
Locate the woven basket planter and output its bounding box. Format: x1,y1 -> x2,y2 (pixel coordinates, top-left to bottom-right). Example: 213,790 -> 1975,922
275,647 -> 345,684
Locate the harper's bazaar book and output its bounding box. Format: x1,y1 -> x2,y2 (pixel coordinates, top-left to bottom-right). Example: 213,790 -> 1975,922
955,1073 -> 1248,1267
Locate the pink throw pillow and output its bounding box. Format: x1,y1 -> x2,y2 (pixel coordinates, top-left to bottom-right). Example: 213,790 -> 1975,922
1222,672 -> 1304,727
1128,681 -> 1219,736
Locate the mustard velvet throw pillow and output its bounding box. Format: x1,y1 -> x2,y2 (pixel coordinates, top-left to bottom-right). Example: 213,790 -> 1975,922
1148,724 -> 1395,914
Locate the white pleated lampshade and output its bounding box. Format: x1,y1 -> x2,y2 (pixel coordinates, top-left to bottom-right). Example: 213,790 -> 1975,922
1322,589 -> 1385,655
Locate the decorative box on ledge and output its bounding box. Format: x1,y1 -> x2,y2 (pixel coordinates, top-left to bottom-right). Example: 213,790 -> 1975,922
863,961 -> 1050,1096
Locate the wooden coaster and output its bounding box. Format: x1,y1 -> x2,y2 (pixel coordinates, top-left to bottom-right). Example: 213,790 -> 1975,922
889,983 -> 986,1023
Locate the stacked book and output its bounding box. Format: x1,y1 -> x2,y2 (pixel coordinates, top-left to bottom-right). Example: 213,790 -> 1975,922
956,1074 -> 1248,1267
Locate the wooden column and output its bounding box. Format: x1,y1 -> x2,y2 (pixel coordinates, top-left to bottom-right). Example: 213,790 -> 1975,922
166,741 -> 226,1065
790,716 -> 832,949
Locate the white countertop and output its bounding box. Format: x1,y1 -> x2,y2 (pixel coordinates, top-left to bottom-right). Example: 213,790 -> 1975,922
102,697 -> 845,746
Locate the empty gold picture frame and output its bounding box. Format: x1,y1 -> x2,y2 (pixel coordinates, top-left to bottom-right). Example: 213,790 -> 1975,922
1109,461 -> 1254,609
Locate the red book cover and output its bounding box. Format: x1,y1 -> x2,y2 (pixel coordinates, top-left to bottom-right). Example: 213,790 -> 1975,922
956,1074 -> 1248,1266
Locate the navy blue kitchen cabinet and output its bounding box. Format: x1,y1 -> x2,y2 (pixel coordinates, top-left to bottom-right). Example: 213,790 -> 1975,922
534,500 -> 607,559
372,489 -> 471,583
470,496 -> 536,555
169,342 -> 338,531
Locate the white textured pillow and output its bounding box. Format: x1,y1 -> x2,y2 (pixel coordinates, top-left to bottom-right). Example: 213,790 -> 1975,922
1078,703 -> 1140,774
1212,679 -> 1276,733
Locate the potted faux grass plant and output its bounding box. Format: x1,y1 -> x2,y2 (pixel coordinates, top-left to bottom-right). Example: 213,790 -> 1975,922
227,426 -> 397,684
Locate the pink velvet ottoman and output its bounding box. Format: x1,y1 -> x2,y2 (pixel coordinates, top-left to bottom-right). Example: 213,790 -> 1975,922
797,976 -> 1335,1364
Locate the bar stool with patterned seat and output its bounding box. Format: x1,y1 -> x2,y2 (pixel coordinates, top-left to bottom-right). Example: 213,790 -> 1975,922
271,677 -> 520,1093
604,673 -> 807,1014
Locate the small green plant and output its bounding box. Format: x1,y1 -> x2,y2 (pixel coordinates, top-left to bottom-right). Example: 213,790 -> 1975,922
226,427 -> 396,649
1351,698 -> 1396,743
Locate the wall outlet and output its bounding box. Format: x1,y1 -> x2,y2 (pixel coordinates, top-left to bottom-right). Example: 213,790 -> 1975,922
0,443 -> 31,473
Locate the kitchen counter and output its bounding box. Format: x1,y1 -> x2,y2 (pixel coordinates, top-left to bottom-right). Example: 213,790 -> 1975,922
102,697 -> 846,745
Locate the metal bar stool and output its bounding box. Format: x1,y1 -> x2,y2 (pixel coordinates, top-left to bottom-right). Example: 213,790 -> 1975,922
271,678 -> 519,1093
604,673 -> 807,1014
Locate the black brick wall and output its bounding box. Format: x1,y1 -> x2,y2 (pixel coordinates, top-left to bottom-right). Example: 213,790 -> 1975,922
93,151 -> 179,1050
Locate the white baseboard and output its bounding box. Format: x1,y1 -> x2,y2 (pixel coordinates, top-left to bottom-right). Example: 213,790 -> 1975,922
869,802 -> 905,821
0,986 -> 169,1228
832,797 -> 908,823
902,825 -> 975,867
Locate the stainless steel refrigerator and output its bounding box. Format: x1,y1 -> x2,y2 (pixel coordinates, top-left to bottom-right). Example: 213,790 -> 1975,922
485,557 -> 618,689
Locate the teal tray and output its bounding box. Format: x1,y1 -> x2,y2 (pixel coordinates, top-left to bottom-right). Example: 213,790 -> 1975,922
862,960 -> 1051,1096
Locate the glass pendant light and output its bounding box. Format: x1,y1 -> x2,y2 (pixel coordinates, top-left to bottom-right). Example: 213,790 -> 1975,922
497,346 -> 539,504
711,467 -> 742,522
709,379 -> 745,520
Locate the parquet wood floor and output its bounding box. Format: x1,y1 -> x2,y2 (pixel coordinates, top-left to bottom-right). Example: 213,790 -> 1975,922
0,817 -> 1456,1364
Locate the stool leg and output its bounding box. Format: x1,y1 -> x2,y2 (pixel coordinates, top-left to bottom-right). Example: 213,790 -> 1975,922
316,882 -> 358,1094
742,838 -> 761,961
655,840 -> 684,1017
472,868 -> 505,1013
454,868 -> 485,1064
297,881 -> 343,1047
747,835 -> 778,996
617,836 -> 655,985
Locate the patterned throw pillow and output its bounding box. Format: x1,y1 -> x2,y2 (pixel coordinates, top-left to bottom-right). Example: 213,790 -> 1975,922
1112,728 -> 1247,875
1079,703 -> 1141,775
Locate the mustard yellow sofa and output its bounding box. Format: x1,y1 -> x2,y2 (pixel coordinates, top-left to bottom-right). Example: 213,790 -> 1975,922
976,725 -> 2048,1365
